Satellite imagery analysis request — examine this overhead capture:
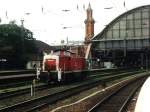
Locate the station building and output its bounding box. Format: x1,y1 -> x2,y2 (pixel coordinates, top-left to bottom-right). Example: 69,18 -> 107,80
91,5 -> 150,68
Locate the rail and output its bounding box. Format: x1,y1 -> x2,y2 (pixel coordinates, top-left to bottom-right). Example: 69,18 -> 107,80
0,70 -> 148,112
88,75 -> 148,112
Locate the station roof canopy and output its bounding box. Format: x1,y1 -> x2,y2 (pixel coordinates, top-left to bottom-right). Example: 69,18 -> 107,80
92,5 -> 150,51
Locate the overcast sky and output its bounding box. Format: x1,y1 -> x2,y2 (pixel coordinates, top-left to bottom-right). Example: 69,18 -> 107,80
0,0 -> 150,45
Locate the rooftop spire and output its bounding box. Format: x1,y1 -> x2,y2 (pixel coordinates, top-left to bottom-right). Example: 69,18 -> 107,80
87,3 -> 92,10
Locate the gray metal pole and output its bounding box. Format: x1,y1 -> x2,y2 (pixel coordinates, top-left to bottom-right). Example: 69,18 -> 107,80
31,84 -> 33,96
146,52 -> 148,71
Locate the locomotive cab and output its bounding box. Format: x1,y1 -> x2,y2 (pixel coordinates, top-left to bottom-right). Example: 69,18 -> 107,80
40,49 -> 86,82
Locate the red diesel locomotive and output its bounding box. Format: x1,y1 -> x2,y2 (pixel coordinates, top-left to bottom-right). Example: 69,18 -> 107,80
40,49 -> 86,82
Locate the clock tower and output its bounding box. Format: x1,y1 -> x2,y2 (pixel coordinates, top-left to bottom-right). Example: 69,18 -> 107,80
84,3 -> 95,43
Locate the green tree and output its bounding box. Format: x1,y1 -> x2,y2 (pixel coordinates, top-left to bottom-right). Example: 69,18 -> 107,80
0,24 -> 37,69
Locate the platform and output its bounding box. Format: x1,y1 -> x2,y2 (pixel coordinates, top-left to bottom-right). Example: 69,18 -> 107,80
134,76 -> 150,112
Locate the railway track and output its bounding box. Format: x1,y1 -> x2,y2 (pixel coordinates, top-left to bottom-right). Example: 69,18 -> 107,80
0,69 -> 142,102
0,83 -> 48,100
0,70 -> 35,76
0,68 -> 135,83
0,70 -> 36,87
86,68 -> 141,79
88,75 -> 147,112
0,69 -> 120,97
0,69 -> 129,97
0,70 -> 147,112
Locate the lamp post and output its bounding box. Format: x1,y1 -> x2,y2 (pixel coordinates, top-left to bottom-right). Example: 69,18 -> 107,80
21,19 -> 24,27
20,19 -> 25,58
62,26 -> 72,45
145,49 -> 149,71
